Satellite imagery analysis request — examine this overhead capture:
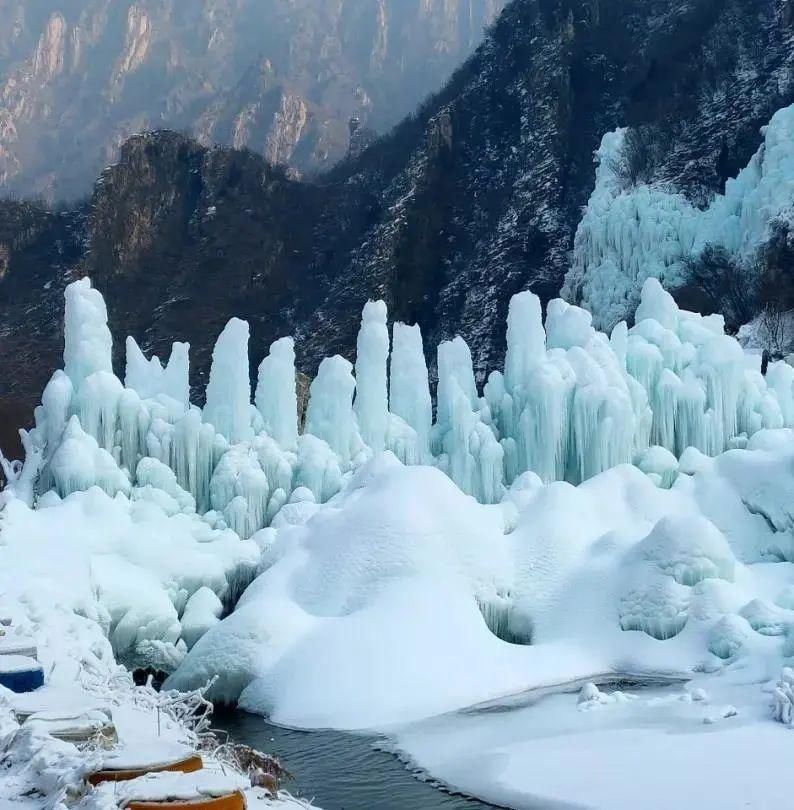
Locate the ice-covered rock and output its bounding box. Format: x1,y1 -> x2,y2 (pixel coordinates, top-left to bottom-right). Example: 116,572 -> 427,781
772,667 -> 794,726
180,587 -> 224,650
564,103 -> 794,329
708,615 -> 752,660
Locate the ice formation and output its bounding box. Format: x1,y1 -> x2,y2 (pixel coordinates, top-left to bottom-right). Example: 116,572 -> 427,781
354,300 -> 389,453
203,318 -> 253,444
5,240 -> 794,678
168,437 -> 794,733
5,105 -> 794,810
255,338 -> 298,450
8,267 -> 794,533
562,103 -> 794,328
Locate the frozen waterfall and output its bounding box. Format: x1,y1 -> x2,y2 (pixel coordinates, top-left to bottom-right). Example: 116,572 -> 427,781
562,102 -> 794,329
8,270 -> 794,535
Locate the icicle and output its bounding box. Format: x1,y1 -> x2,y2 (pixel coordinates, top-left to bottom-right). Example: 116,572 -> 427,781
203,318 -> 253,444
354,301 -> 390,453
76,371 -> 124,452
255,337 -> 298,450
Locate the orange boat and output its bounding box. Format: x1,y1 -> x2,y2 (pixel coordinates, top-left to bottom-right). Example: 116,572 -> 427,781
128,791 -> 246,810
88,754 -> 204,786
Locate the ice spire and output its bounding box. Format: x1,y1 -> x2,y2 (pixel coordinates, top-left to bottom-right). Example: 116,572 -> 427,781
64,277 -> 113,389
504,291 -> 545,395
203,318 -> 252,444
255,337 -> 298,450
390,322 -> 432,461
305,356 -> 358,464
354,301 -> 389,452
125,338 -> 190,406
437,337 -> 478,429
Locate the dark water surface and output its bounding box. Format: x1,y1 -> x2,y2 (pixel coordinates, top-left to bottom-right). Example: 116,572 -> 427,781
213,709 -> 503,810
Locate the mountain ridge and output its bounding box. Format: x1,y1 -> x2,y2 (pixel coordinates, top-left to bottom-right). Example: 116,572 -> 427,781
0,0 -> 504,200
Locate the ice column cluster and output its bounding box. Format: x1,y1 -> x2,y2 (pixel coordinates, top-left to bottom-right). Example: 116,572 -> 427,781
562,102 -> 794,329
10,269 -> 794,536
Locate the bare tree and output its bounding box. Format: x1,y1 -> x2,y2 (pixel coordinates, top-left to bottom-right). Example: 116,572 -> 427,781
757,303 -> 792,359
606,125 -> 664,190
682,244 -> 759,328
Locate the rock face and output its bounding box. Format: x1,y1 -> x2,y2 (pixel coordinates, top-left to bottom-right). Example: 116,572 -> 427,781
0,0 -> 504,200
0,0 -> 793,443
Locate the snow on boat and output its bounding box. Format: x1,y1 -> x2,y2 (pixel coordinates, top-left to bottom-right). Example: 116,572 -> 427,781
25,707 -> 117,744
9,683 -> 110,721
0,636 -> 37,658
93,770 -> 247,810
89,752 -> 204,785
0,654 -> 44,692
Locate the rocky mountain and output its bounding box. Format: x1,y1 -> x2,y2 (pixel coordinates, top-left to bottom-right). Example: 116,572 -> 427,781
1,0 -> 793,449
0,0 -> 504,200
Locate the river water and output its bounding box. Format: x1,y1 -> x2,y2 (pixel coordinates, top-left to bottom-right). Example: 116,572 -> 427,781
213,710 -> 503,810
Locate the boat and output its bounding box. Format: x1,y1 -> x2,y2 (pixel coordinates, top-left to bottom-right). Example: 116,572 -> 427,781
89,753 -> 204,785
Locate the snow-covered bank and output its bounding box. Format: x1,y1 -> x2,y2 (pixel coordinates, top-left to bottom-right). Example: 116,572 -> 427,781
0,488 -> 260,673
0,586 -> 314,810
390,675 -> 794,810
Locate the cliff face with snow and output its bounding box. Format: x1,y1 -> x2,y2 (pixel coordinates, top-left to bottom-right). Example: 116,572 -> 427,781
0,0 -> 793,433
0,0 -> 503,199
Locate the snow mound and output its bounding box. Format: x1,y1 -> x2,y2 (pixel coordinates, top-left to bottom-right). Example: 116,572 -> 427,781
0,487 -> 258,671
637,515 -> 735,587
171,433 -> 794,729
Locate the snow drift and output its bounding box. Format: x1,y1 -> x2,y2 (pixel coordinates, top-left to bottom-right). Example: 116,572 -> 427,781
168,438 -> 794,729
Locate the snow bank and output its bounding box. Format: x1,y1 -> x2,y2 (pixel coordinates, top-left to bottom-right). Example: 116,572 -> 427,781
170,432 -> 794,731
563,103 -> 794,328
393,675 -> 794,810
0,508 -> 312,809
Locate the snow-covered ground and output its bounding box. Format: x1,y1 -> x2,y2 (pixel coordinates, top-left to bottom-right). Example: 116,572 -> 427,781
0,579 -> 314,810
6,238 -> 794,807
390,675 -> 794,810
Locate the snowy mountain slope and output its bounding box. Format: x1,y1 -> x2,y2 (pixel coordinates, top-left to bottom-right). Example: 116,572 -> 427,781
1,0 -> 793,441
